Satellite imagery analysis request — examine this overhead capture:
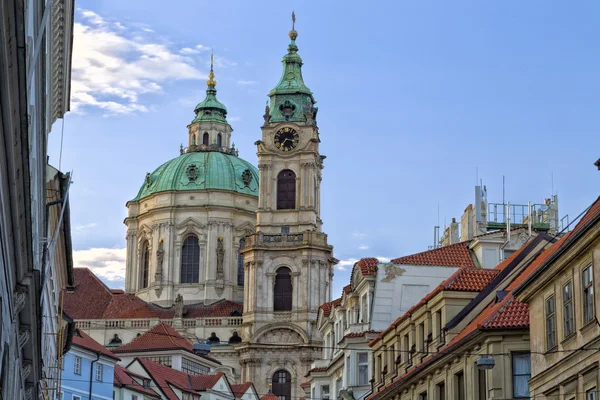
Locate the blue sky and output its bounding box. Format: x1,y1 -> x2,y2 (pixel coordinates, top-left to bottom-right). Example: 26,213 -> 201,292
48,1 -> 600,297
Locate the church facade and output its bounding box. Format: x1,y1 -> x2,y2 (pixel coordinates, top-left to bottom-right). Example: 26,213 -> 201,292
69,18 -> 336,400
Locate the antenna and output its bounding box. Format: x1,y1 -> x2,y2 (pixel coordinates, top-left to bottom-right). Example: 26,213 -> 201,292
551,172 -> 554,196
502,175 -> 505,205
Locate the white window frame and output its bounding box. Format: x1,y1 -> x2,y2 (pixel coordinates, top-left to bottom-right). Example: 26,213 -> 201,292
95,364 -> 103,381
73,356 -> 81,375
357,352 -> 369,386
583,265 -> 595,325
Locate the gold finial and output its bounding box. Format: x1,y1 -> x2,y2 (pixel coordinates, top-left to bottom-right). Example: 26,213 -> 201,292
207,50 -> 216,87
289,11 -> 298,40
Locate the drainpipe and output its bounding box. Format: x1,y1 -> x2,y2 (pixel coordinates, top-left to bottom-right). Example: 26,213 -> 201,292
89,353 -> 100,400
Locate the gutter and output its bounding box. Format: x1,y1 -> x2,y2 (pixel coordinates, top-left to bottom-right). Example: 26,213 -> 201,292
89,352 -> 100,400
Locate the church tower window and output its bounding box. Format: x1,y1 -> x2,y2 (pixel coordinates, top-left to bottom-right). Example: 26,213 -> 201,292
237,238 -> 245,286
181,235 -> 200,284
274,267 -> 292,311
272,370 -> 291,400
202,132 -> 209,146
141,241 -> 150,288
276,170 -> 296,210
217,133 -> 222,147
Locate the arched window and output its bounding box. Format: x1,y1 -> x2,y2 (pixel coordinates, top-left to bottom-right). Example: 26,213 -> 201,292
277,170 -> 296,210
237,238 -> 245,286
202,132 -> 209,146
181,236 -> 200,283
272,370 -> 291,400
217,133 -> 222,147
141,241 -> 150,288
274,267 -> 292,311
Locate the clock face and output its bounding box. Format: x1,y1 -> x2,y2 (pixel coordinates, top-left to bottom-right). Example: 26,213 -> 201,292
274,127 -> 299,151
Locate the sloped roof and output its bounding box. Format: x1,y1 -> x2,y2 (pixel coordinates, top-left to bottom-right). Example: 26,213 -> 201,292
391,241 -> 476,268
114,365 -> 160,398
319,297 -> 342,318
370,267 -> 499,345
64,268 -> 242,320
231,382 -> 254,397
261,393 -> 281,400
356,258 -> 378,276
135,357 -> 225,400
72,329 -> 120,361
113,322 -> 193,353
342,284 -> 352,295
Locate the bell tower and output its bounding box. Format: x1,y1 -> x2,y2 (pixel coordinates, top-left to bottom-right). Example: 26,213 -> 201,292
237,14 -> 337,398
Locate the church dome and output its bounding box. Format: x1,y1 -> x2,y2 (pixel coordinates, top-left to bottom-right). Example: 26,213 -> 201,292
132,151 -> 259,201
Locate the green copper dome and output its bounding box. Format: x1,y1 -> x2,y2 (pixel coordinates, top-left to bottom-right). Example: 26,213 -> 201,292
132,152 -> 259,201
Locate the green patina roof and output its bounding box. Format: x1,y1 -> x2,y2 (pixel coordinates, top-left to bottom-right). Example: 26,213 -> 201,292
132,151 -> 259,201
267,29 -> 317,124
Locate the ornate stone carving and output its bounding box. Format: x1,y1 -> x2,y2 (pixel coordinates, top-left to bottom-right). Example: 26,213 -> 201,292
256,328 -> 303,344
19,327 -> 30,349
24,384 -> 33,400
242,169 -> 253,186
155,238 -> 164,280
216,236 -> 225,280
174,294 -> 184,318
21,360 -> 32,380
262,102 -> 271,126
13,285 -> 27,316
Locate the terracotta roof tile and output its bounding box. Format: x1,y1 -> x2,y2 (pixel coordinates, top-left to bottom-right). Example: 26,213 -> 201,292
308,367 -> 328,373
391,241 -> 475,268
114,365 -> 160,398
113,322 -> 193,353
136,357 -> 225,400
356,258 -> 379,276
231,382 -> 254,397
319,302 -> 333,317
64,268 -> 242,320
72,329 -> 120,361
261,393 -> 281,400
370,267 -> 498,345
343,284 -> 352,295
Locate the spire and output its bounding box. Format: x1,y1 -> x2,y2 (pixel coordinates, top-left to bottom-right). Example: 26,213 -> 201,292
192,51 -> 227,124
267,12 -> 317,124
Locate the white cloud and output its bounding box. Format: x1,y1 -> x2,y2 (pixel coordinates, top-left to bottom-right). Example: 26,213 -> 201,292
74,222 -> 97,231
229,116 -> 241,122
352,231 -> 366,239
73,248 -> 126,283
71,9 -> 205,115
376,256 -> 391,263
336,258 -> 359,271
237,80 -> 258,85
358,244 -> 369,250
180,44 -> 210,55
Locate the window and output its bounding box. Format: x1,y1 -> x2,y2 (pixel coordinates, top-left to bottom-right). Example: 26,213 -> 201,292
95,364 -> 103,381
276,170 -> 296,209
455,371 -> 464,400
419,323 -> 426,355
545,296 -> 557,349
358,352 -> 369,385
477,369 -> 486,400
141,240 -> 150,288
312,387 -> 316,400
132,396 -> 138,400
436,311 -> 444,345
512,353 -> 531,398
376,354 -> 382,381
420,391 -> 428,400
346,356 -> 351,385
73,396 -> 81,400
587,388 -> 597,400
237,238 -> 245,286
274,267 -> 292,311
202,132 -> 209,146
272,370 -> 291,400
144,356 -> 172,367
436,382 -> 445,400
73,356 -> 81,375
361,294 -> 368,323
217,133 -> 222,147
182,358 -> 210,375
181,235 -> 200,284
321,385 -> 330,400
583,265 -> 595,325
563,281 -> 574,337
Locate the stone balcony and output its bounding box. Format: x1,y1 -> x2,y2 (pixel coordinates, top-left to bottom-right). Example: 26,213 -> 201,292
344,323 -> 370,337
243,231 -> 331,250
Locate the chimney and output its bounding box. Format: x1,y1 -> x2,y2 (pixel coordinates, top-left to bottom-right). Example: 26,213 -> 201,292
461,204 -> 474,241
450,218 -> 459,244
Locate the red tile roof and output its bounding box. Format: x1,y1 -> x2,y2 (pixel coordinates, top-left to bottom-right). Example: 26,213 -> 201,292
343,284 -> 352,295
114,365 -> 160,398
308,366 -> 328,373
356,258 -> 379,277
113,322 -> 193,353
136,357 -> 225,400
370,267 -> 499,345
391,241 -> 476,268
231,382 -> 254,397
72,329 -> 120,361
261,393 -> 281,400
64,268 -> 242,320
